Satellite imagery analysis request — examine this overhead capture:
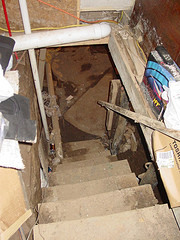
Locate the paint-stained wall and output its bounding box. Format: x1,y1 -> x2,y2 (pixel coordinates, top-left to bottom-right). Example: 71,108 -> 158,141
130,0 -> 180,65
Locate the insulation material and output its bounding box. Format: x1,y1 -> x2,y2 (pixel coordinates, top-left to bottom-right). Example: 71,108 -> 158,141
0,65 -> 14,103
153,131 -> 180,208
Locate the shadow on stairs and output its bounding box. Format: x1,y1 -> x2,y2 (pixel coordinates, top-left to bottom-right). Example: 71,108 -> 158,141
34,139 -> 180,239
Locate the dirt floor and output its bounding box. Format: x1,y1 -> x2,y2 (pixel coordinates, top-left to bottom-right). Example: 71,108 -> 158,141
46,45 -> 167,204
47,45 -> 148,172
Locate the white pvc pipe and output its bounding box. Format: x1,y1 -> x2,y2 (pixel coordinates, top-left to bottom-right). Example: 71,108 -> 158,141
13,23 -> 111,51
18,0 -> 31,34
18,0 -> 50,140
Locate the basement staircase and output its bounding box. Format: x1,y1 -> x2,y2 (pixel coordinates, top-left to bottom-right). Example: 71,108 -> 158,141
33,139 -> 180,239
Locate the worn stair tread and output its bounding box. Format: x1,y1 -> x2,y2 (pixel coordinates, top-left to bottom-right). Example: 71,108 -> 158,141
62,151 -> 111,163
34,204 -> 180,240
63,139 -> 104,150
55,155 -> 117,171
39,184 -> 157,224
63,139 -> 106,157
49,160 -> 131,186
42,173 -> 138,202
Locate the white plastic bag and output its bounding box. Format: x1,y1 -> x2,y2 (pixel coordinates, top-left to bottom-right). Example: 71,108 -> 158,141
163,81 -> 180,130
0,64 -> 14,103
0,112 -> 9,151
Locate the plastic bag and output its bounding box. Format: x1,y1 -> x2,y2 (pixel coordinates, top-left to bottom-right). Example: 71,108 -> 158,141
0,64 -> 14,103
163,81 -> 180,130
0,112 -> 9,151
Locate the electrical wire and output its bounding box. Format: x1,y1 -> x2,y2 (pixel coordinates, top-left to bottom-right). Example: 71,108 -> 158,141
37,0 -> 118,24
136,40 -> 147,63
18,229 -> 23,240
0,24 -> 89,33
0,2 -> 125,34
118,11 -> 123,23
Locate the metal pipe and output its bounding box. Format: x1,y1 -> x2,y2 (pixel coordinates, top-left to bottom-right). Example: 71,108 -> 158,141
13,23 -> 111,51
18,0 -> 49,140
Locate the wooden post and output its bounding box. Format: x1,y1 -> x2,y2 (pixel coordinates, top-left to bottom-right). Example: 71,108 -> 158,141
106,80 -> 121,132
105,79 -> 129,154
46,62 -> 63,161
111,90 -> 129,155
38,48 -> 46,91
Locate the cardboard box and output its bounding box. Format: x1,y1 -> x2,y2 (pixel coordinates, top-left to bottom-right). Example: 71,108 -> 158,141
153,131 -> 180,208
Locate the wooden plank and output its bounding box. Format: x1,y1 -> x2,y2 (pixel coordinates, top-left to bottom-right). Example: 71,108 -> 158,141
124,37 -> 145,83
46,62 -> 63,161
106,80 -> 120,131
111,91 -> 129,155
108,31 -> 154,118
1,210 -> 32,240
0,167 -> 32,239
108,30 -> 155,156
0,168 -> 27,232
99,101 -> 180,142
80,0 -> 135,11
38,48 -> 46,91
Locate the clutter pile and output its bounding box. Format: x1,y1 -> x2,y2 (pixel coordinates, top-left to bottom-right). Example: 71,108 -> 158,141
141,46 -> 180,208
0,35 -> 37,169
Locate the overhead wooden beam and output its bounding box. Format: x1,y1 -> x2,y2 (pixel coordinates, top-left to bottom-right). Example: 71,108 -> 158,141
80,0 -> 135,11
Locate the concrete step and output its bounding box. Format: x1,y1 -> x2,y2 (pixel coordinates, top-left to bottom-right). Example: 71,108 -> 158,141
34,204 -> 180,240
49,160 -> 131,186
63,139 -> 107,158
55,155 -> 117,171
39,184 -> 157,224
42,173 -> 138,202
62,151 -> 111,163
